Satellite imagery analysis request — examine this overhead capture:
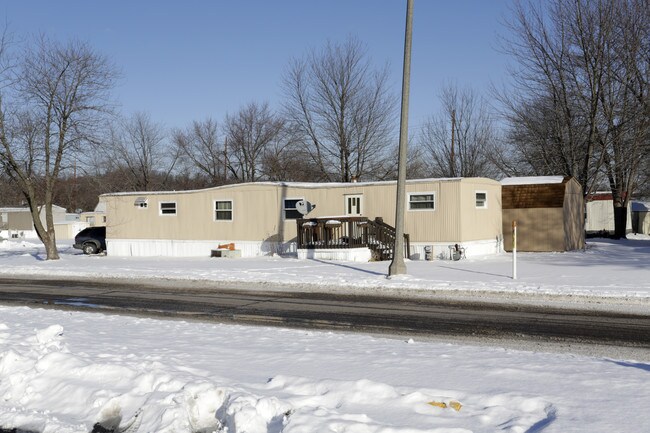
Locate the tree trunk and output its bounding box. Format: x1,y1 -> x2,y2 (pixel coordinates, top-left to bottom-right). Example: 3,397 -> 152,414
613,205 -> 628,239
43,233 -> 60,260
29,204 -> 60,260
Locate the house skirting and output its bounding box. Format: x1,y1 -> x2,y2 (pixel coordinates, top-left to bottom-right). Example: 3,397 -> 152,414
107,238 -> 503,261
408,238 -> 503,260
107,239 -> 296,258
297,248 -> 372,262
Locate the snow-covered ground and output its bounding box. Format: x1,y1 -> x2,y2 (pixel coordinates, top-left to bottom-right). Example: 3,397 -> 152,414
1,236 -> 650,303
1,236 -> 649,432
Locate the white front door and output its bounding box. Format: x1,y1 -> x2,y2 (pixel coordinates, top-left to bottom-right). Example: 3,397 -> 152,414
345,194 -> 363,216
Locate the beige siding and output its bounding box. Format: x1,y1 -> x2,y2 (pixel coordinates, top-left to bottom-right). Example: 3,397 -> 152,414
54,222 -> 88,240
459,180 -> 502,242
8,212 -> 34,230
80,212 -> 107,227
406,180 -> 461,241
107,184 -> 285,242
104,178 -> 502,244
503,208 -> 565,252
0,206 -> 68,232
563,178 -> 585,250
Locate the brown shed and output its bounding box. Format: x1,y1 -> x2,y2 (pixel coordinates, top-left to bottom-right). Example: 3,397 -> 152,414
501,176 -> 585,252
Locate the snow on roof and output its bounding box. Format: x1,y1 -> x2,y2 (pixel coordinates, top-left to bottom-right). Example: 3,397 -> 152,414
100,177 -> 498,197
500,176 -> 565,186
0,204 -> 67,212
586,191 -> 614,201
0,207 -> 30,212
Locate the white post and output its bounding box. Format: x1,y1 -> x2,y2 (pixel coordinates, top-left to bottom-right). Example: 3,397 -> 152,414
512,220 -> 517,280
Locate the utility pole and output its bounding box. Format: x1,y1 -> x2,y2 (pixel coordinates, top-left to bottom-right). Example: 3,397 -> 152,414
389,0 -> 414,276
450,109 -> 456,177
224,137 -> 228,181
73,159 -> 77,212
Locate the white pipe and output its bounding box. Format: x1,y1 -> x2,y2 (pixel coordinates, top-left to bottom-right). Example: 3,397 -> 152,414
512,221 -> 517,280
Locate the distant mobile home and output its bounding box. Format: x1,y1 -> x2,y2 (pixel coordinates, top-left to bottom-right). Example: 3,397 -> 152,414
101,178 -> 503,260
632,202 -> 650,235
80,201 -> 107,227
501,176 -> 585,252
0,205 -> 85,240
585,191 -> 632,235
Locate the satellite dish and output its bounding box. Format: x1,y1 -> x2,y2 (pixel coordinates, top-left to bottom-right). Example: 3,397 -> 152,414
296,200 -> 316,215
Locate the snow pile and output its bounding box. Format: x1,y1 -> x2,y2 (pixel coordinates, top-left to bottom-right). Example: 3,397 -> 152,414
0,239 -> 41,250
1,307 -> 650,432
1,237 -> 650,431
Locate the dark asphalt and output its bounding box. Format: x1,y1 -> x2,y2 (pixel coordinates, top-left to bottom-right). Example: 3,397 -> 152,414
0,277 -> 649,347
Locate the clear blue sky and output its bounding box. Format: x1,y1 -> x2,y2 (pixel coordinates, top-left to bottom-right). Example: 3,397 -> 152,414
2,1 -> 513,133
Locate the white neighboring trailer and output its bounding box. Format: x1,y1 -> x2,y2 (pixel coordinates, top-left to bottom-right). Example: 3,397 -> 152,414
585,192 -> 632,234
101,178 -> 503,260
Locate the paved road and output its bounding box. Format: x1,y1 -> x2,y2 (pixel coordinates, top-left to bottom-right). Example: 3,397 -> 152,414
1,277 -> 649,347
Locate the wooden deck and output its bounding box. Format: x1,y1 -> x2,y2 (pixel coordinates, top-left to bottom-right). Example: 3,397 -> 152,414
296,216 -> 409,260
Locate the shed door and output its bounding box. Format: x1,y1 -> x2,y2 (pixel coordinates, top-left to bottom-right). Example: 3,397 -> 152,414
345,195 -> 363,216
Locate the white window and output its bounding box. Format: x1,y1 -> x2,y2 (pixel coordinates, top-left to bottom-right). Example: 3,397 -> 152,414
408,192 -> 435,210
475,191 -> 488,209
159,201 -> 177,215
214,200 -> 233,221
283,198 -> 303,219
134,197 -> 148,209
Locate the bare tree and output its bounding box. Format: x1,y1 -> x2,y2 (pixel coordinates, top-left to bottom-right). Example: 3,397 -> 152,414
598,0 -> 650,236
0,172 -> 22,206
0,35 -> 116,259
257,122 -> 316,181
106,112 -> 177,191
419,84 -> 498,178
173,117 -> 228,186
225,101 -> 284,182
496,0 -> 602,188
283,37 -> 396,182
498,0 -> 649,237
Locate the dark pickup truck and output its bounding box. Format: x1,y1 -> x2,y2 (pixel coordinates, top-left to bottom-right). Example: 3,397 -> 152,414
73,226 -> 106,255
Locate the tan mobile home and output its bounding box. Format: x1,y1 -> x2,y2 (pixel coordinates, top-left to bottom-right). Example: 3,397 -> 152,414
102,178 -> 503,260
0,205 -> 69,239
80,201 -> 107,227
501,176 -> 585,252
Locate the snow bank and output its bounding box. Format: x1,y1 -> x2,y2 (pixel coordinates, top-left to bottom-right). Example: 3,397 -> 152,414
1,236 -> 650,431
5,306 -> 647,432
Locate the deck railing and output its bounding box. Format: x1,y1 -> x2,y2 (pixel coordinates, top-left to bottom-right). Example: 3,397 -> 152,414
296,216 -> 410,260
